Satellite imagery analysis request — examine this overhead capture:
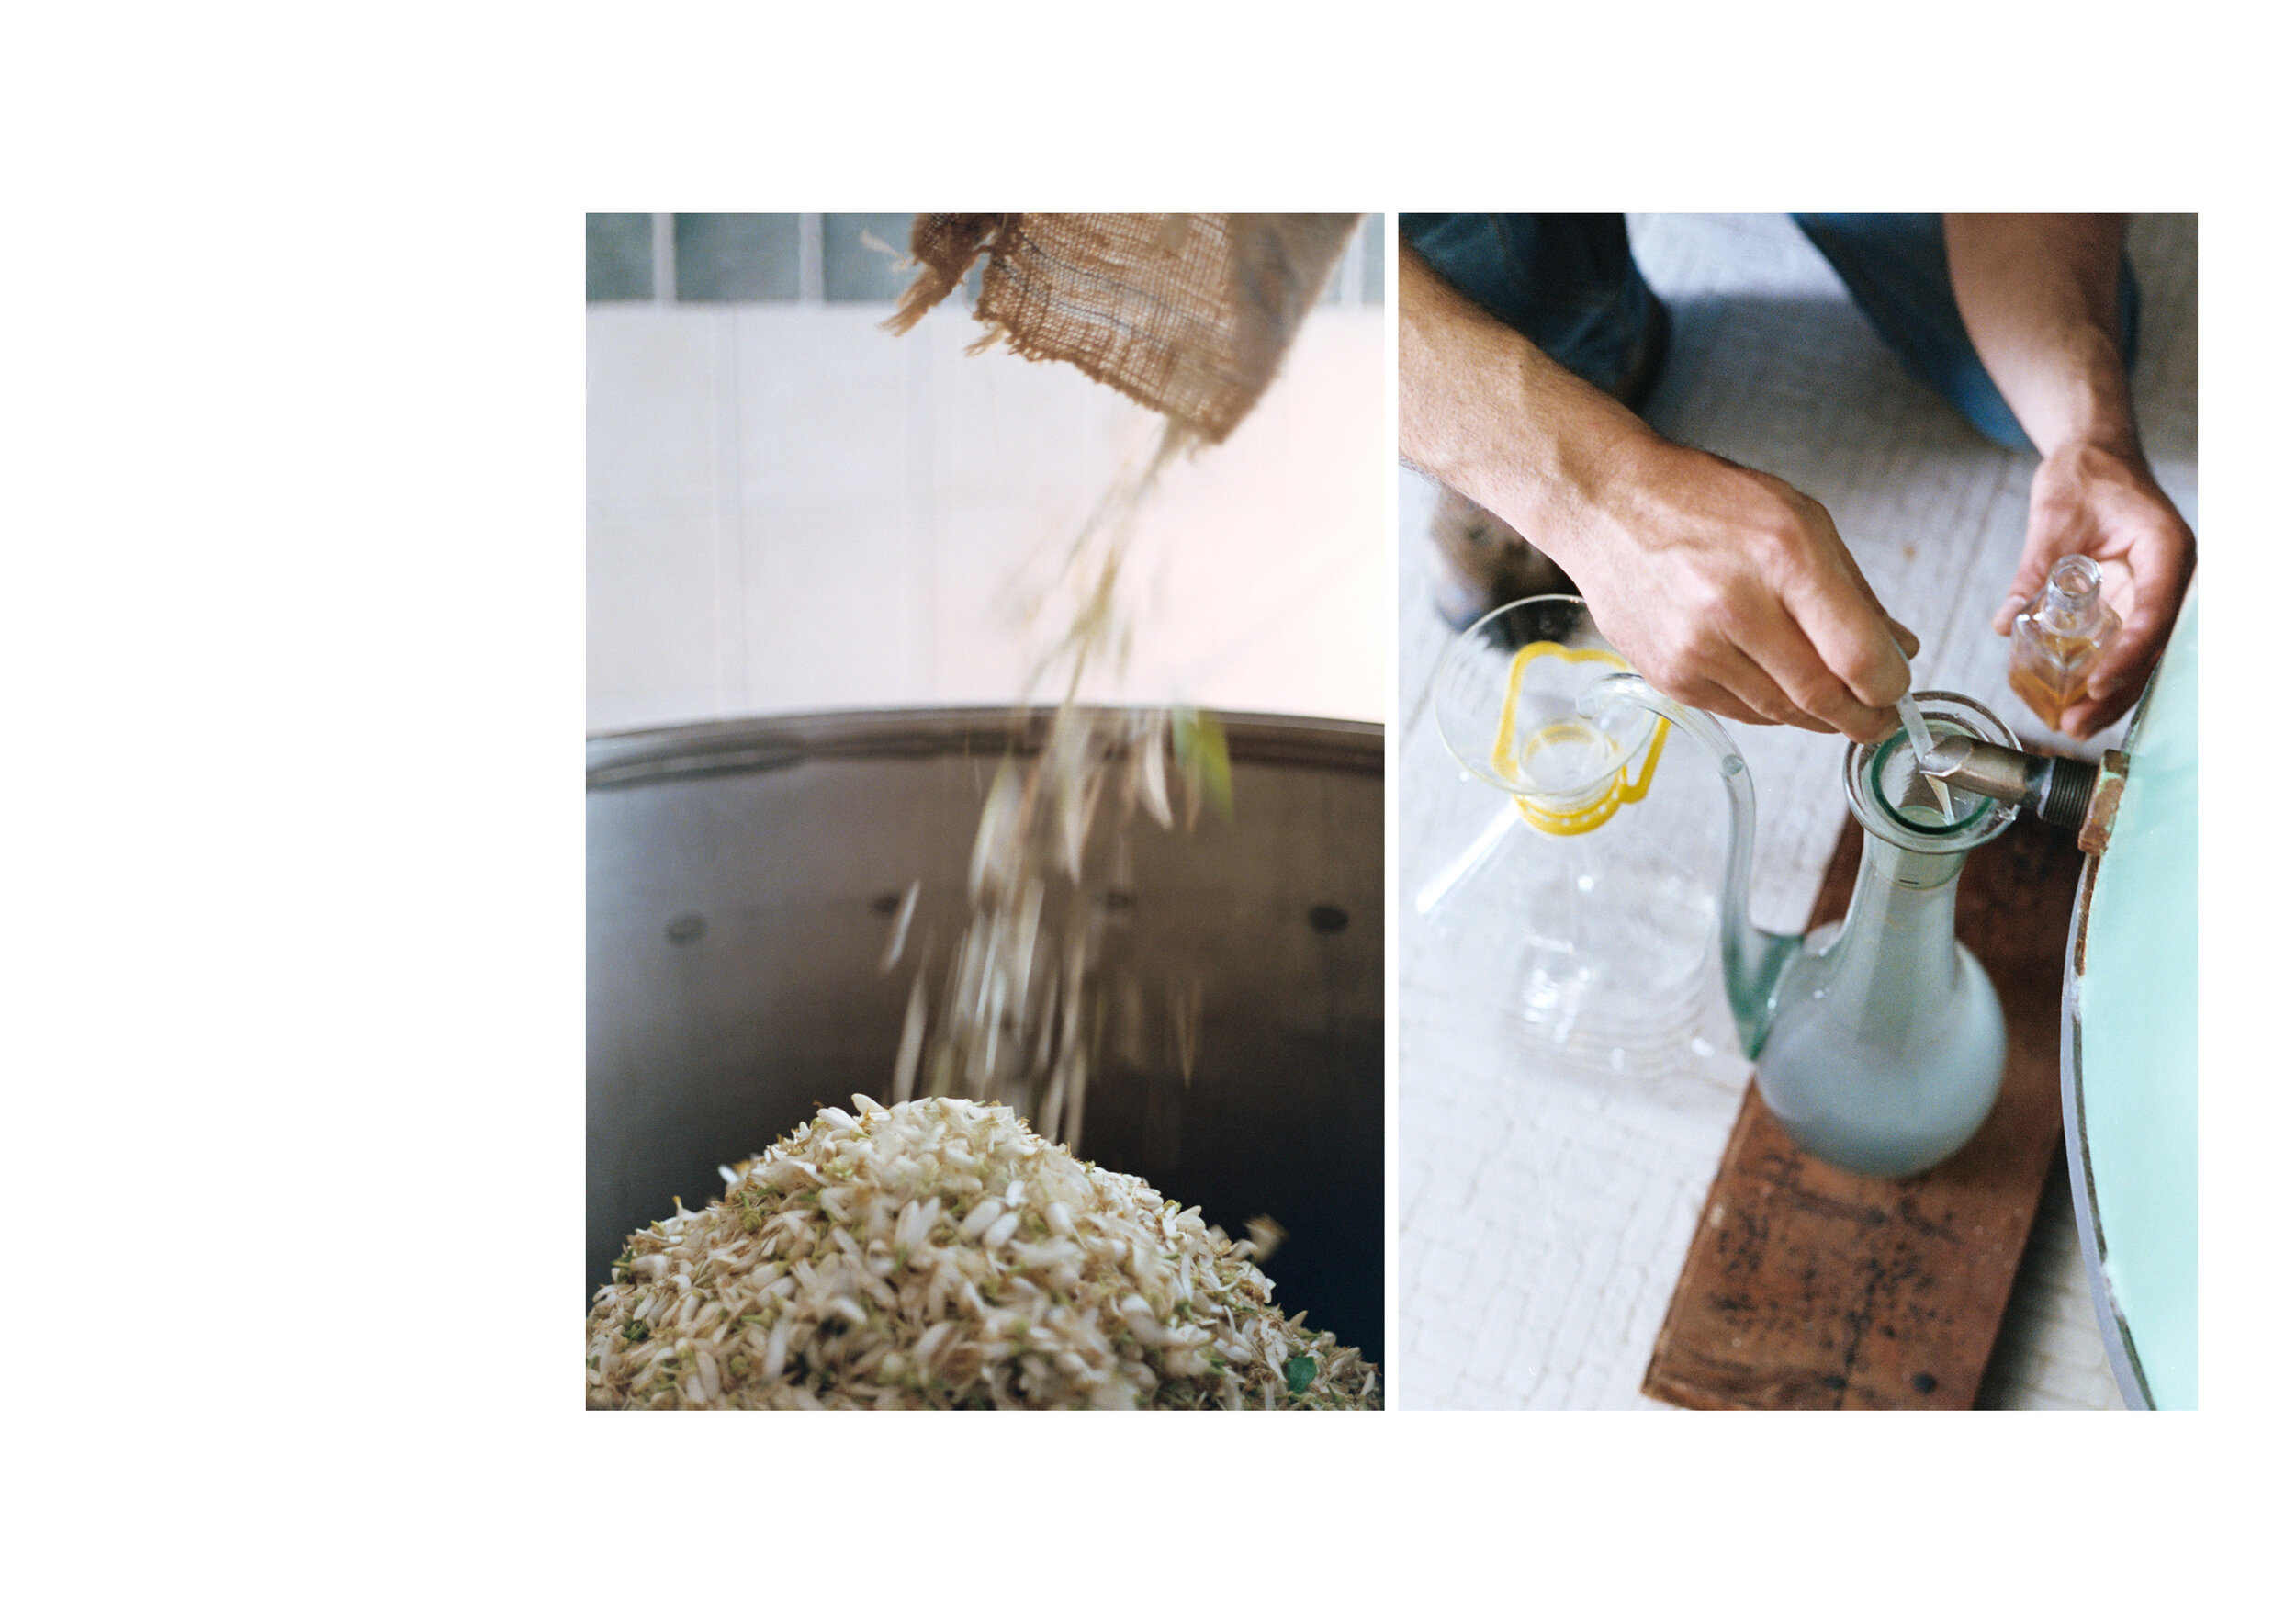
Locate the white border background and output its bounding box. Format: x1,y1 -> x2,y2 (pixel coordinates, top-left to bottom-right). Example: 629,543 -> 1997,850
7,3 -> 2280,1614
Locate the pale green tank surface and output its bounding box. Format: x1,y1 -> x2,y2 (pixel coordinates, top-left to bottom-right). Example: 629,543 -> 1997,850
2074,589 -> 2199,1409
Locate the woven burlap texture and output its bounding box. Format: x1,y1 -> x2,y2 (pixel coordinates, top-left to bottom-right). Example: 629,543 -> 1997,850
885,213 -> 1361,445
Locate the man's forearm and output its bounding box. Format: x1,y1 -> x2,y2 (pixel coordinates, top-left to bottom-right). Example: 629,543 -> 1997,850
1942,213 -> 2135,458
1397,238 -> 1911,738
1398,241 -> 1654,538
1953,213 -> 2193,739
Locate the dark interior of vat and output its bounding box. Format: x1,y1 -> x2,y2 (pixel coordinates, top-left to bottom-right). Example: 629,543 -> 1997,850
587,709 -> 1386,1369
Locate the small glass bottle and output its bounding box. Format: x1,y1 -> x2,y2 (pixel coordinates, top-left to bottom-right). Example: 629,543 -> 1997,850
2009,556 -> 2122,733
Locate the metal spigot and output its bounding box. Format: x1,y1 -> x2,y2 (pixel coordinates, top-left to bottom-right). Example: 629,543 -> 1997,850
1925,736 -> 2130,855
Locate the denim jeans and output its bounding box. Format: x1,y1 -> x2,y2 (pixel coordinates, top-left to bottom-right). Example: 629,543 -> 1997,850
1400,214 -> 1660,403
1401,212 -> 2141,453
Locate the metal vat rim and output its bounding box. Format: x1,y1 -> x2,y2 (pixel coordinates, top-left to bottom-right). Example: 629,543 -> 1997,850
587,705 -> 1384,790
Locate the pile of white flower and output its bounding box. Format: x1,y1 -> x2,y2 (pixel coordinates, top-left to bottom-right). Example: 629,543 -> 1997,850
585,1095 -> 1379,1410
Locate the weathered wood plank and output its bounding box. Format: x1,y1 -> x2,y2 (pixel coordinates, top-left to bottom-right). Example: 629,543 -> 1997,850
1642,812 -> 2083,1410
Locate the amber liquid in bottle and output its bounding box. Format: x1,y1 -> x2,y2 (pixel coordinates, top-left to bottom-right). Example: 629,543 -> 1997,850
2008,630 -> 2093,732
2009,556 -> 2120,733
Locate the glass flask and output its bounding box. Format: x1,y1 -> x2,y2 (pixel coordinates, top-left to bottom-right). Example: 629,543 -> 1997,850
2009,555 -> 2122,732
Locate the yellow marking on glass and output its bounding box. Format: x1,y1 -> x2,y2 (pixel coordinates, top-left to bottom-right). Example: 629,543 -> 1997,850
1491,640 -> 1667,836
1511,716 -> 1669,834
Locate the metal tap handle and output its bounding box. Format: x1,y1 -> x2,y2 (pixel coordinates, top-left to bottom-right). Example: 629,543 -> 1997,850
1924,736 -> 2099,831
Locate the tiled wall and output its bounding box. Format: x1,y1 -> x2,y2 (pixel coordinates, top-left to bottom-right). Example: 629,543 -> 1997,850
587,212 -> 1382,309
586,214 -> 1387,734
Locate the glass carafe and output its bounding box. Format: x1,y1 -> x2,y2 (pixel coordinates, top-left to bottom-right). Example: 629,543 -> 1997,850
1754,697 -> 2020,1174
1583,679 -> 2022,1177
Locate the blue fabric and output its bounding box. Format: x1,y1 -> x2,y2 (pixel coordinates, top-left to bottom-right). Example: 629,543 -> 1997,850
1400,213 -> 1659,400
1401,212 -> 2143,454
1789,213 -> 2141,453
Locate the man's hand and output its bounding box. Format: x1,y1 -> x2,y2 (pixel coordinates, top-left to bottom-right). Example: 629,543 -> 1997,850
1945,215 -> 2196,739
1400,242 -> 1913,741
1990,439 -> 2195,739
1557,435 -> 1917,740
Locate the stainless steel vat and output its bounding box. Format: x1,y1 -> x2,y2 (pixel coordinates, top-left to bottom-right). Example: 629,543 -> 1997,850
2061,592 -> 2200,1411
587,707 -> 1386,1364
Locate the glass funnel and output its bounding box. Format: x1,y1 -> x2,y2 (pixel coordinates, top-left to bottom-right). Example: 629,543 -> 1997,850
1423,597 -> 1722,1067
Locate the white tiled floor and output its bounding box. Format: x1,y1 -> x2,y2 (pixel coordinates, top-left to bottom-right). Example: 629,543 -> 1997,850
587,298 -> 1386,733
1397,212 -> 2196,1410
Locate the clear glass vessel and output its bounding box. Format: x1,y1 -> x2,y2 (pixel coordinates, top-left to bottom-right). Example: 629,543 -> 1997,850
2009,555 -> 2122,733
1751,696 -> 2021,1176
1584,676 -> 2021,1176
1424,597 -> 1721,1068
1431,595 -> 2021,1177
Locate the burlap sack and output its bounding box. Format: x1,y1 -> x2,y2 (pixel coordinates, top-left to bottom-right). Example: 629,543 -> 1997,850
884,213 -> 1361,445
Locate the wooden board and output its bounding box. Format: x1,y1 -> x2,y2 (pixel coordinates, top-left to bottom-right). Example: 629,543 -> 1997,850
1642,813 -> 2084,1410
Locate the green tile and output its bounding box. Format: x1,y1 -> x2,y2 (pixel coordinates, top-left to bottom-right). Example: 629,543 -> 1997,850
1321,221 -> 1345,305
675,214 -> 800,301
824,213 -> 917,302
1319,213 -> 1378,306
587,213 -> 653,302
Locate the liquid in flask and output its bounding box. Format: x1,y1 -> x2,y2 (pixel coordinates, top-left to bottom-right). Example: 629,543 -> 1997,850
2009,555 -> 2121,732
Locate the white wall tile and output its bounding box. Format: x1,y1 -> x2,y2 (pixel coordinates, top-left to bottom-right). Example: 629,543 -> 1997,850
591,294 -> 1382,732
732,307 -> 912,511
587,516 -> 726,725
738,499 -> 926,713
585,308 -> 731,524
920,310 -> 1144,504
917,499 -> 1062,706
